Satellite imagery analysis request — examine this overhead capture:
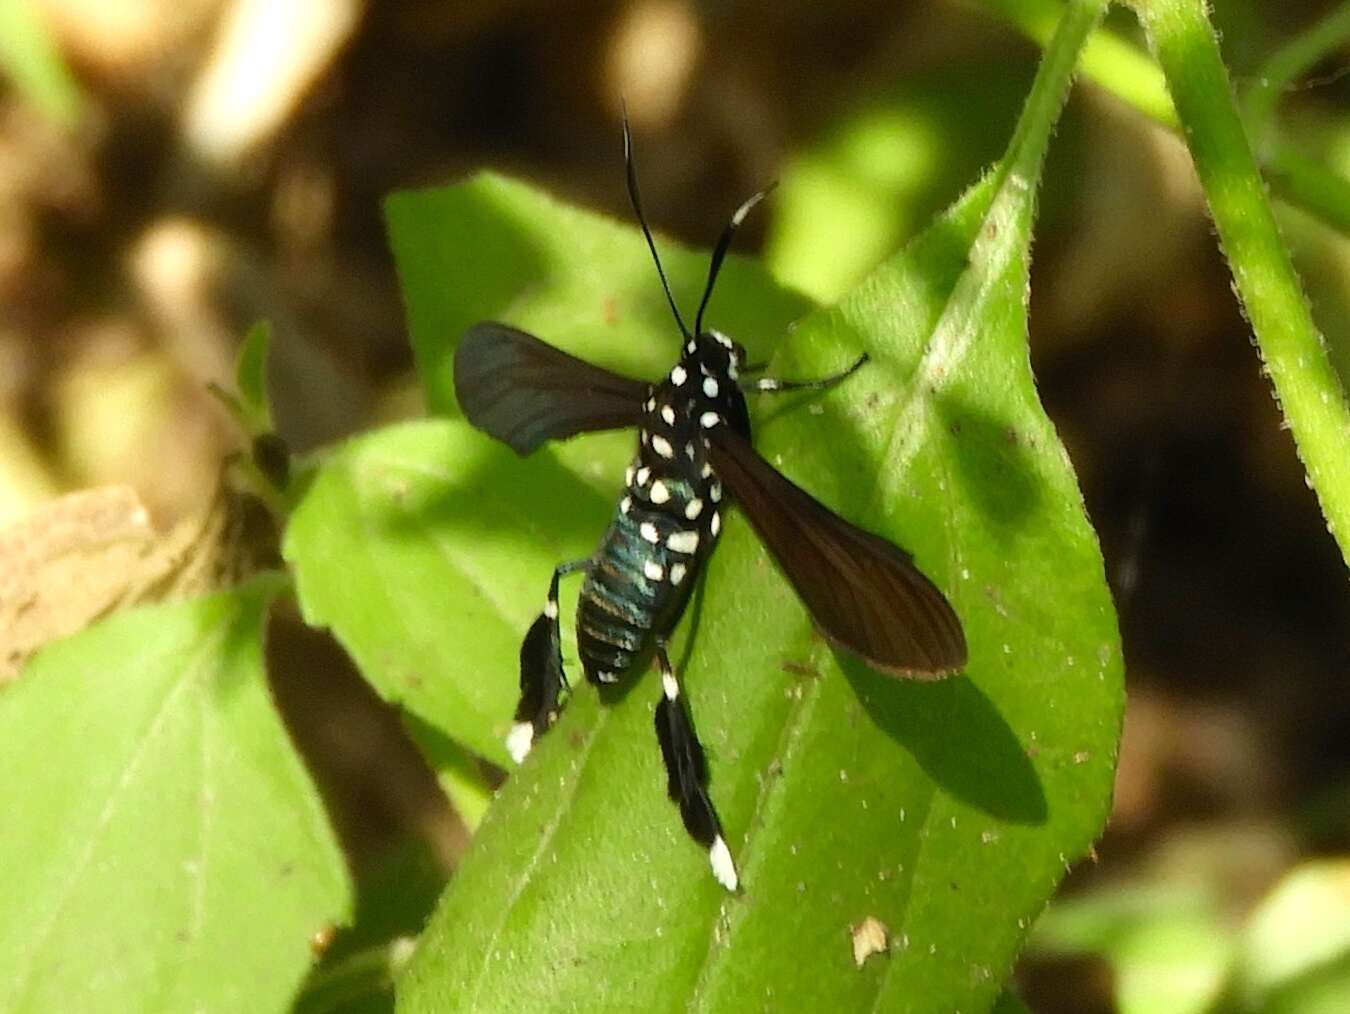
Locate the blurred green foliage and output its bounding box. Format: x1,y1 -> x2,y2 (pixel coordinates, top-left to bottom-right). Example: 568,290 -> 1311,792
0,0 -> 81,127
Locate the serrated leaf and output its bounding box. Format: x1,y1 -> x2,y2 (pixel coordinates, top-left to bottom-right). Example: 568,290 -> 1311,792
0,574 -> 352,1013
391,8 -> 1120,1006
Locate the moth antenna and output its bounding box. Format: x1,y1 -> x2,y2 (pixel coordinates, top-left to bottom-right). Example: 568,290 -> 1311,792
693,182 -> 776,337
622,109 -> 691,341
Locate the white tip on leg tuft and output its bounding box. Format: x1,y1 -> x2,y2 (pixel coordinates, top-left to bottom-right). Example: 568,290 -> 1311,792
506,722 -> 534,764
709,836 -> 739,891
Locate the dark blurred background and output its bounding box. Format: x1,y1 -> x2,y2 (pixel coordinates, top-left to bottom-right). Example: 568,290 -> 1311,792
2,1 -> 1347,1010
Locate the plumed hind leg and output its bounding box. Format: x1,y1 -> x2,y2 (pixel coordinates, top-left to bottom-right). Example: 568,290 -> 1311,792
653,642 -> 738,891
507,559 -> 588,763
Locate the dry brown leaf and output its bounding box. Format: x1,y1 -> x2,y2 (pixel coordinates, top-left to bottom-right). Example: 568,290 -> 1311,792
0,481 -> 279,681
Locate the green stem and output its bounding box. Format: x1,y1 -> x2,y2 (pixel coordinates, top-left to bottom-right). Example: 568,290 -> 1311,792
997,0 -> 1112,186
1133,0 -> 1350,569
973,0 -> 1350,240
979,0 -> 1177,126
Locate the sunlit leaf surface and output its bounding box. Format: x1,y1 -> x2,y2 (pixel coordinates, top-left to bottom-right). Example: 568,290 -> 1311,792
0,574 -> 352,1013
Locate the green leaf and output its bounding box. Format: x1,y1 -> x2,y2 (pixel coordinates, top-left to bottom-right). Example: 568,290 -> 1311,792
384,173 -> 810,416
0,0 -> 82,128
236,320 -> 275,436
1229,860 -> 1350,1014
286,175 -> 810,768
1028,883 -> 1234,1014
973,0 -> 1350,240
284,419 -> 616,768
389,3 -> 1120,1011
1130,0 -> 1350,570
0,574 -> 352,1013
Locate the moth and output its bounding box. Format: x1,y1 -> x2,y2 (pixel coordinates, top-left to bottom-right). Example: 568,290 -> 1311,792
454,123 -> 966,890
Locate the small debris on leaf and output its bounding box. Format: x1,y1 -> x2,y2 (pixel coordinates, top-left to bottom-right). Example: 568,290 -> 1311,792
850,915 -> 889,968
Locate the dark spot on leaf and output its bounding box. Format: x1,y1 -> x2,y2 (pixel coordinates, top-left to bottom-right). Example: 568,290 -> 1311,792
779,659 -> 820,678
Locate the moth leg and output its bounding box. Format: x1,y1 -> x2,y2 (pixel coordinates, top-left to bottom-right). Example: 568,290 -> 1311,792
508,559 -> 588,763
653,641 -> 739,891
750,352 -> 869,394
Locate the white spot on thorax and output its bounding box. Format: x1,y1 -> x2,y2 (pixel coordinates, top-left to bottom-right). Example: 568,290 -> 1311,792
703,377 -> 719,397
636,466 -> 651,486
667,530 -> 699,554
625,465 -> 635,485
649,480 -> 670,504
710,511 -> 721,536
620,496 -> 632,514
670,364 -> 688,386
651,434 -> 674,459
684,498 -> 703,520
710,482 -> 723,502
544,599 -> 558,619
670,562 -> 687,585
644,560 -> 664,581
640,522 -> 660,543
660,405 -> 676,426
700,412 -> 720,429
661,671 -> 679,700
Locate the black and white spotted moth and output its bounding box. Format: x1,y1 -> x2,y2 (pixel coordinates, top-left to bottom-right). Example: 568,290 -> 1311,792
454,122 -> 967,891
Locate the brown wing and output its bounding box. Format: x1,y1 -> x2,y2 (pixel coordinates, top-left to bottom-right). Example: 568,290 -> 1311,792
707,426 -> 966,677
454,323 -> 649,456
